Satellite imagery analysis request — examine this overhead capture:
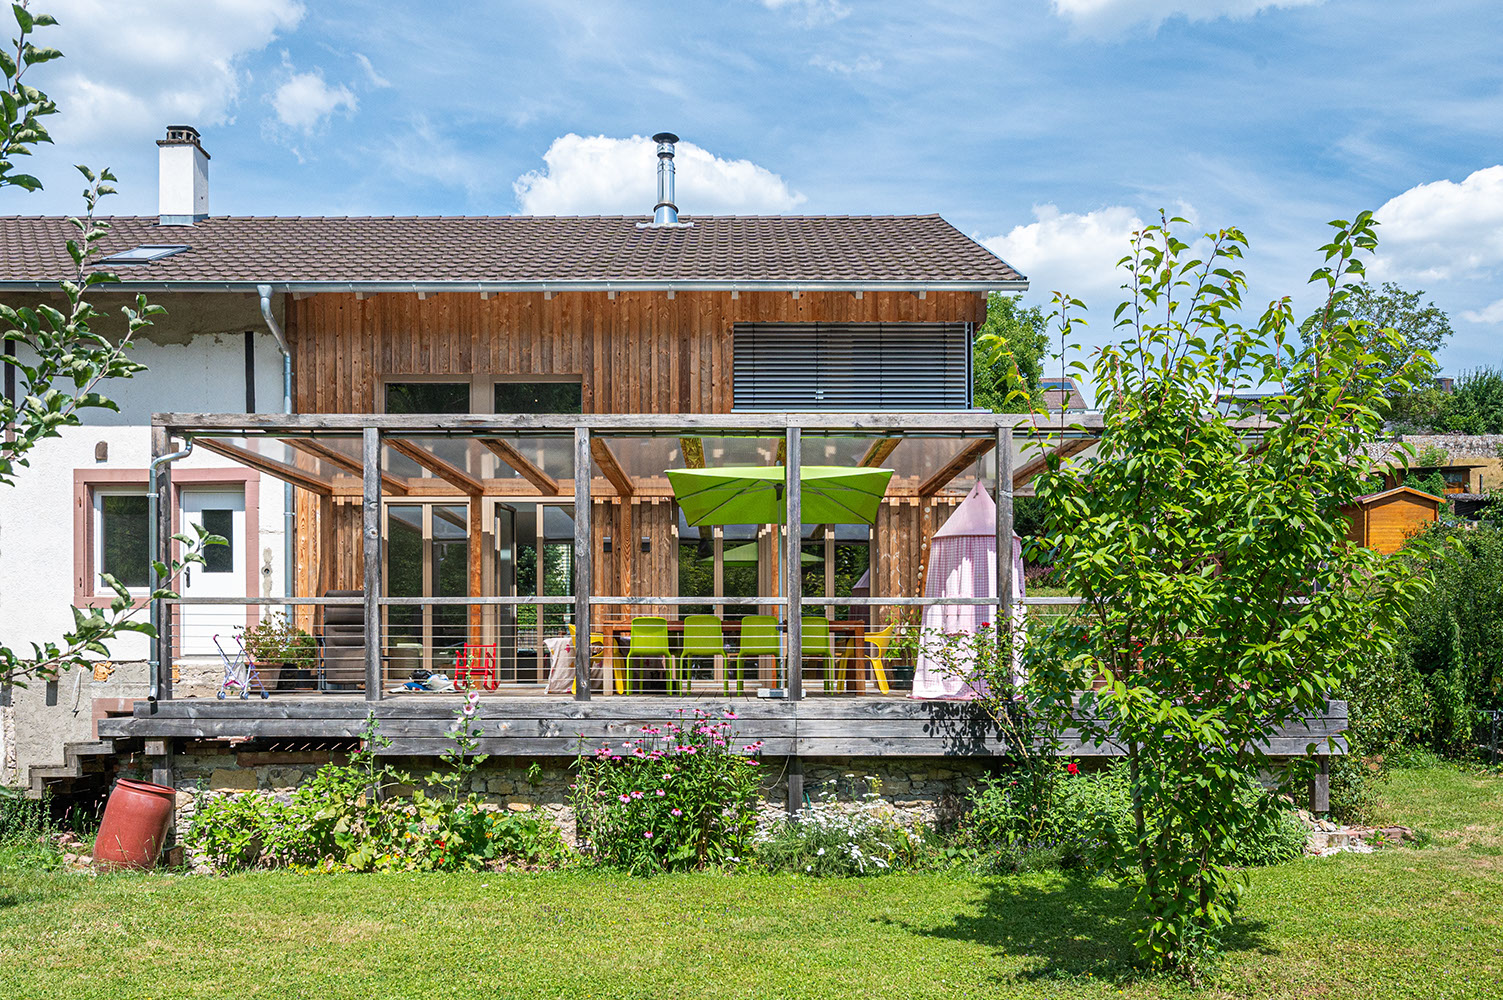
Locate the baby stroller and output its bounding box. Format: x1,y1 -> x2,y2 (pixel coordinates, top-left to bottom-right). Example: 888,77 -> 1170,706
214,633 -> 270,700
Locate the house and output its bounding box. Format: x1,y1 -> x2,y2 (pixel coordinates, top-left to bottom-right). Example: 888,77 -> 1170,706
0,127 -> 1344,823
1039,376 -> 1087,412
1341,486 -> 1442,554
1378,462 -> 1487,495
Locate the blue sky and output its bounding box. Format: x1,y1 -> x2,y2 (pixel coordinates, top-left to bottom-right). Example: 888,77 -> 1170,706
10,0 -> 1502,379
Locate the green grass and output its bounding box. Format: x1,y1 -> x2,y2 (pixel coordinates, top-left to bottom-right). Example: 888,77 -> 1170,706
1,764 -> 1499,1000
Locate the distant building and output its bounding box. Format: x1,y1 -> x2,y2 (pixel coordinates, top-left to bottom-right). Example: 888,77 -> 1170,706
1342,486 -> 1442,555
1039,376 -> 1087,412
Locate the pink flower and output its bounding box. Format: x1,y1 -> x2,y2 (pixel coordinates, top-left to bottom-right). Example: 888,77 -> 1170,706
655,789 -> 665,797
630,790 -> 643,799
619,794 -> 631,803
670,808 -> 683,816
723,711 -> 738,719
465,690 -> 481,707
643,831 -> 654,839
748,760 -> 760,766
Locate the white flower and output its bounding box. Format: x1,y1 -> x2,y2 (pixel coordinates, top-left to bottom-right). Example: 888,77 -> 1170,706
816,847 -> 825,856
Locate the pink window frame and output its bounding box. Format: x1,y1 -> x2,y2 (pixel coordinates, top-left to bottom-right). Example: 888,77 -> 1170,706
73,468 -> 261,621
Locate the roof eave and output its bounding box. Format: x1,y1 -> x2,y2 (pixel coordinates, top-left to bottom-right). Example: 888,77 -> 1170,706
0,278 -> 1027,294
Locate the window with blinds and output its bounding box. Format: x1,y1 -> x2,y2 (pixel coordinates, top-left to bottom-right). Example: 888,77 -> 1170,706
732,322 -> 973,411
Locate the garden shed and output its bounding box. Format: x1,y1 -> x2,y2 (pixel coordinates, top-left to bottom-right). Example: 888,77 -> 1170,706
1342,486 -> 1442,555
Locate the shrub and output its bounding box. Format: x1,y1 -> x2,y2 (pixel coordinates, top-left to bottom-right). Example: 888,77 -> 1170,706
755,778 -> 925,876
571,709 -> 763,874
183,707 -> 570,873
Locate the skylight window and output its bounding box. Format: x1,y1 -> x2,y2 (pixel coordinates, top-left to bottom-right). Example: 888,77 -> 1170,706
98,244 -> 190,265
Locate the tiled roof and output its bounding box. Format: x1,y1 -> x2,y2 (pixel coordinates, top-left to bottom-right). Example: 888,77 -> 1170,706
0,214 -> 1025,288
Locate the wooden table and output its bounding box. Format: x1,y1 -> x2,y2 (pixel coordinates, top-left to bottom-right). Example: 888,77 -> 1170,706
593,617 -> 871,695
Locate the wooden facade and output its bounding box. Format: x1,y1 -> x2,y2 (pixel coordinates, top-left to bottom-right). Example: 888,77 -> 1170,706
287,290 -> 989,613
288,290 -> 986,415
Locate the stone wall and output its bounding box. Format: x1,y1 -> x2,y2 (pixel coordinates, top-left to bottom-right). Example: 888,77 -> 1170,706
134,744 -> 1000,848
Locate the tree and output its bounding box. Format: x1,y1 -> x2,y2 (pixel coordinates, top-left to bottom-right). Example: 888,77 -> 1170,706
1300,280 -> 1452,396
1011,212 -> 1432,975
0,3 -> 214,685
973,293 -> 1048,411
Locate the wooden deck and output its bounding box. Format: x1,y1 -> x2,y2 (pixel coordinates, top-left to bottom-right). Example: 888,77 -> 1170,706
99,696 -> 1349,760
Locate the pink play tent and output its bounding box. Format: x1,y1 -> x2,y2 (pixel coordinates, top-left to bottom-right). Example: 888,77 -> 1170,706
910,481 -> 1026,700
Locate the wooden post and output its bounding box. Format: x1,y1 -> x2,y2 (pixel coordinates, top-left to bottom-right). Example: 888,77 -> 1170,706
787,755 -> 804,815
996,426 -> 1014,681
1309,756 -> 1330,814
785,426 -> 802,701
151,426 -> 174,701
362,427 -> 383,702
574,426 -> 593,701
148,737 -> 175,843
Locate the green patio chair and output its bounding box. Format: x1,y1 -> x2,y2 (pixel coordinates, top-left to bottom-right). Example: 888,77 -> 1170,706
624,617 -> 676,695
801,616 -> 837,693
729,615 -> 781,696
679,614 -> 727,696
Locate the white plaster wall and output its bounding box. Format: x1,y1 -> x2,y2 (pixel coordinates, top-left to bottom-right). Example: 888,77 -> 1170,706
1,317 -> 292,783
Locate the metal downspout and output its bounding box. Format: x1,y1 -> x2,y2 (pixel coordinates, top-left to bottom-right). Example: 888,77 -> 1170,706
257,285 -> 295,619
148,438 -> 194,701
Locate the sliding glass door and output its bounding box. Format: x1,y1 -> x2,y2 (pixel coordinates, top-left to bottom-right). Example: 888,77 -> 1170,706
385,502 -> 470,675
495,501 -> 574,684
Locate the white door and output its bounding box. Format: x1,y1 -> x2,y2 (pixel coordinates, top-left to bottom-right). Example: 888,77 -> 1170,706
179,488 -> 246,657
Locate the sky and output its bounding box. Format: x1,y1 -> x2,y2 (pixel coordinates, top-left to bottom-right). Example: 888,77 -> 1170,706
7,0 -> 1502,383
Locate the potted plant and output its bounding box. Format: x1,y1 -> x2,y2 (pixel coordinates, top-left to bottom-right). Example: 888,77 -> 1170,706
237,612 -> 317,691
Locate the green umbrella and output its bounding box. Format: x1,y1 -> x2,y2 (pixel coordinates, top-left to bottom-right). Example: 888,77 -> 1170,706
721,541 -> 819,565
666,465 -> 893,528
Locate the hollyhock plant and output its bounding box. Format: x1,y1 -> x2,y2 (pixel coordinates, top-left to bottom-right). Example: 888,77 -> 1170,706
572,709 -> 763,874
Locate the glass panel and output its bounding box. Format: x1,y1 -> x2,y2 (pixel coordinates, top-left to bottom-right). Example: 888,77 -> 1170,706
387,505 -> 424,648
495,381 -> 582,414
540,504 -> 574,634
100,494 -> 150,588
385,382 -> 469,414
202,509 -> 234,573
432,505 -> 470,653
677,509 -> 714,619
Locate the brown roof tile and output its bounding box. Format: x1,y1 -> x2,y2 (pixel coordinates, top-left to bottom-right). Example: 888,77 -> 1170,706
0,214 -> 1025,288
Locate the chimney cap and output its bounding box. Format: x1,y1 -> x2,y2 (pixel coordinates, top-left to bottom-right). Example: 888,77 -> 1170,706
157,125 -> 210,159
652,131 -> 679,145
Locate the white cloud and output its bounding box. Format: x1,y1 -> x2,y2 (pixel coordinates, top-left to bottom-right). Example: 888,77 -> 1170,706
513,134 -> 806,216
1051,0 -> 1323,35
1371,166 -> 1503,284
270,62 -> 357,132
1461,298 -> 1503,325
810,54 -> 882,75
39,0 -> 304,143
981,204 -> 1147,305
354,53 -> 391,89
757,0 -> 850,28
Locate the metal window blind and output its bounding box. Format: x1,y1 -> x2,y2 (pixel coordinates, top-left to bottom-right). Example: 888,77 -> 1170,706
732,323 -> 972,411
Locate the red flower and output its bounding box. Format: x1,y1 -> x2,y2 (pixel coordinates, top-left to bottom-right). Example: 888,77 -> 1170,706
1066,761 -> 1079,775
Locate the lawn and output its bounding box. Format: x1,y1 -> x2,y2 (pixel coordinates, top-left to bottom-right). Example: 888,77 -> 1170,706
0,764 -> 1498,1000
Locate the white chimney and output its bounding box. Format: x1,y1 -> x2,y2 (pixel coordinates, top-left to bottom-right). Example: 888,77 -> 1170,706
157,125 -> 209,226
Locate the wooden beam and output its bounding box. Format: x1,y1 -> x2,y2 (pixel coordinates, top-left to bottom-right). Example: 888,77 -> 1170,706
195,438 -> 334,496
917,438 -> 996,496
1011,437 -> 1097,489
362,428 -> 383,702
786,427 -> 802,701
859,438 -> 900,468
679,437 -> 705,469
480,437 -> 560,495
589,437 -> 634,497
386,438 -> 482,495
282,438 -> 409,494
573,428 -> 592,702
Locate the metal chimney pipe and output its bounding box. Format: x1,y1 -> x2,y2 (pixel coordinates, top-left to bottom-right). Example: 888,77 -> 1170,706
652,132 -> 679,225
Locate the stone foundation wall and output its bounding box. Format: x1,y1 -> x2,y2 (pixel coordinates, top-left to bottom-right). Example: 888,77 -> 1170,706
136,745 -> 1000,846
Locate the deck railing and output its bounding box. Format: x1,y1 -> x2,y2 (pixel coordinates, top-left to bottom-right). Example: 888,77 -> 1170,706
156,594 -> 1084,702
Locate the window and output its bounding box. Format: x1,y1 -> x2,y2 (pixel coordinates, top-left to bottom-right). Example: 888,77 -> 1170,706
201,508 -> 235,573
97,244 -> 189,265
385,381 -> 470,414
494,381 -> 582,414
733,323 -> 972,410
96,492 -> 150,589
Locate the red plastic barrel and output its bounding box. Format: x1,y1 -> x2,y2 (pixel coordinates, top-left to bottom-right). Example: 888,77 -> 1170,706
93,778 -> 176,869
